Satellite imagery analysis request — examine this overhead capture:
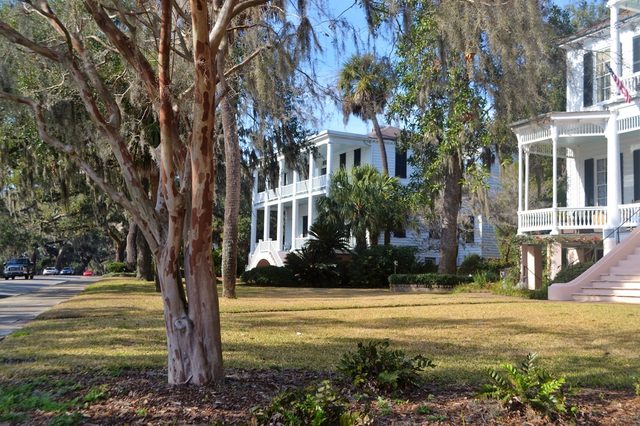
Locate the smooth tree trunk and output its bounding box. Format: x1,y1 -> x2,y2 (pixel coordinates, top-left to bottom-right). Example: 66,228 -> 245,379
219,52 -> 240,299
371,115 -> 389,176
152,0 -> 224,385
125,221 -> 138,271
438,152 -> 463,274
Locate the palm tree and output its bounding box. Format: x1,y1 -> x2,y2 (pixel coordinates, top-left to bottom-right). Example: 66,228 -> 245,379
325,165 -> 406,251
337,54 -> 394,175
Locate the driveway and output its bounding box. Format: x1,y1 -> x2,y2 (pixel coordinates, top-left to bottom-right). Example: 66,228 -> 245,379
0,275 -> 100,339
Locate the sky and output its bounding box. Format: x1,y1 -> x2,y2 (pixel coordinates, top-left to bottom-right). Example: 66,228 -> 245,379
312,0 -> 586,135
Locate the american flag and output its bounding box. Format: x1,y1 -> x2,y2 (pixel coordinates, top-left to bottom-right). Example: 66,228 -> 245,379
605,63 -> 632,103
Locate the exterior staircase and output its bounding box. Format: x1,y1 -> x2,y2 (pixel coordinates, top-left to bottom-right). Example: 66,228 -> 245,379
549,228 -> 640,303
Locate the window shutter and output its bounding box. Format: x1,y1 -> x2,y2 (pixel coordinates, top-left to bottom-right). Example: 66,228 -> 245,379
620,152 -> 624,204
585,158 -> 594,206
634,150 -> 640,201
354,148 -> 361,167
339,153 -> 346,169
584,52 -> 594,107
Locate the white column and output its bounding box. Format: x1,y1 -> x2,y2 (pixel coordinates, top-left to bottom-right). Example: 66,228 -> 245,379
518,143 -> 523,234
308,150 -> 314,234
605,110 -> 621,253
326,143 -> 333,196
551,124 -> 559,235
263,206 -> 270,241
611,5 -> 621,99
291,170 -> 299,249
276,201 -> 283,251
250,171 -> 258,252
524,151 -> 530,211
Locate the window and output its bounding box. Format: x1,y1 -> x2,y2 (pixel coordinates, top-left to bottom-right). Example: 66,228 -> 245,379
596,158 -> 607,206
393,226 -> 406,238
354,148 -> 361,167
595,51 -> 611,104
462,216 -> 475,243
395,149 -> 407,178
321,160 -> 326,175
339,152 -> 347,169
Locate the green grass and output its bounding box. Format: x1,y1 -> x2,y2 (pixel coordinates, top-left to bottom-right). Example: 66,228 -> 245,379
1,278 -> 639,389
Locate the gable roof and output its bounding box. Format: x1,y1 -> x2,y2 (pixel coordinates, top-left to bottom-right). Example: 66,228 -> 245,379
367,125 -> 401,140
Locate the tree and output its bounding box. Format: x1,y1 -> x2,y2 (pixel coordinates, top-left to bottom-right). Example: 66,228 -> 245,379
337,54 -> 394,175
321,165 -> 406,251
0,0 -> 319,386
389,6 -> 490,273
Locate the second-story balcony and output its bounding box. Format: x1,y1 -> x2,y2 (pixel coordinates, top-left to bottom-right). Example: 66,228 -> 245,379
254,174 -> 328,205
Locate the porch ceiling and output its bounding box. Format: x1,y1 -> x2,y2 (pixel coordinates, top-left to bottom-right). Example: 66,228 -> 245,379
611,0 -> 640,12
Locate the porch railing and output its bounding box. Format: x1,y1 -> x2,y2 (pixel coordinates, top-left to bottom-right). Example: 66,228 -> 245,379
518,206 -> 608,233
255,175 -> 328,203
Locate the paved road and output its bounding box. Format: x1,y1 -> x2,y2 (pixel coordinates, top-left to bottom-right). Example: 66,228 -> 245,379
0,275 -> 100,339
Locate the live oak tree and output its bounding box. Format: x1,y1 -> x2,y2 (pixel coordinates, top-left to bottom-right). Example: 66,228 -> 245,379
0,0 -> 318,386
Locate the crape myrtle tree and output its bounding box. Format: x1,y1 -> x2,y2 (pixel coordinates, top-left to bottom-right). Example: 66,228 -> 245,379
0,0 -> 322,386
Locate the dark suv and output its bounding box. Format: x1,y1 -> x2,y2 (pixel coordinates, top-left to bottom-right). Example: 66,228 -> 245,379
3,258 -> 35,280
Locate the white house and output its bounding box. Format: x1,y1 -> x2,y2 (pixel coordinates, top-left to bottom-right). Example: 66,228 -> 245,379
511,1 -> 640,302
247,127 -> 500,269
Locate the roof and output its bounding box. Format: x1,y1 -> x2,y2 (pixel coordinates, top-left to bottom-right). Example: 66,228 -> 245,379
367,125 -> 401,140
560,11 -> 639,48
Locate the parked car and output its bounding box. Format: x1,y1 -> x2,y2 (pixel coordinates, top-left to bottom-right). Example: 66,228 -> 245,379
43,267 -> 59,275
82,270 -> 94,276
59,267 -> 74,275
3,258 -> 35,280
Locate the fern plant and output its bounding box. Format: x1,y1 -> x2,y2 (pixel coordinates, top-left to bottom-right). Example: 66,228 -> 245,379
479,353 -> 567,418
338,340 -> 435,393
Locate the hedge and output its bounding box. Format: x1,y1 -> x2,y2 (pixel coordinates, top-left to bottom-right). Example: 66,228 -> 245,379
388,273 -> 473,287
241,266 -> 297,286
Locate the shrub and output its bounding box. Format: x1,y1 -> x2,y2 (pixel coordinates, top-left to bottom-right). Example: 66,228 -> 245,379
349,246 -> 419,288
551,262 -> 594,284
241,266 -> 297,286
103,261 -> 127,274
459,255 -> 510,276
250,380 -> 368,425
388,273 -> 473,287
458,254 -> 484,275
479,353 -> 567,418
338,340 -> 435,393
285,247 -> 343,287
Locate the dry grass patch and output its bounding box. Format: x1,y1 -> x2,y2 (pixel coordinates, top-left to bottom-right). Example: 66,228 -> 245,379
0,278 -> 639,388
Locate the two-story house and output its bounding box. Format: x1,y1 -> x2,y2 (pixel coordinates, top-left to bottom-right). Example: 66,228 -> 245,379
247,127 -> 500,270
512,1 -> 640,303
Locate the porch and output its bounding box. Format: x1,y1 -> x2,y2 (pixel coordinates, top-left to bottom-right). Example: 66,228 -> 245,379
512,107 -> 640,250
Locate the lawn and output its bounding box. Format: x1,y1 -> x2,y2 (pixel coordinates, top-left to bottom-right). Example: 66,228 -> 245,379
1,278 -> 639,389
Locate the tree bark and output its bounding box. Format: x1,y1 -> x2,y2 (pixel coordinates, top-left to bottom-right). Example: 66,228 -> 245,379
136,229 -> 154,281
219,47 -> 240,299
126,221 -> 138,271
438,152 -> 463,274
371,115 -> 389,176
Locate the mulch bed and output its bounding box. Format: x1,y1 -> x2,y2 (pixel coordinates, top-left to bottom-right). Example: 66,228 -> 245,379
10,368 -> 640,425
